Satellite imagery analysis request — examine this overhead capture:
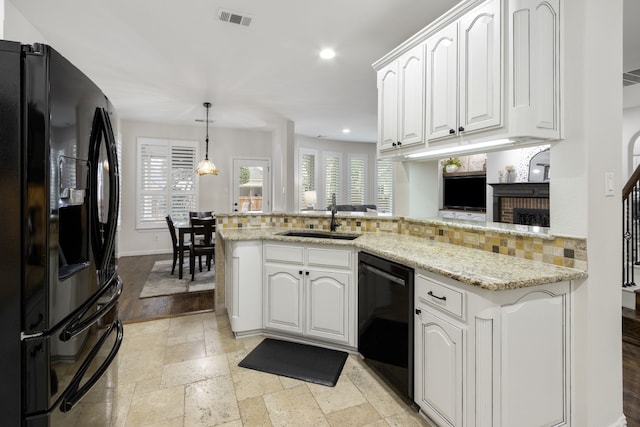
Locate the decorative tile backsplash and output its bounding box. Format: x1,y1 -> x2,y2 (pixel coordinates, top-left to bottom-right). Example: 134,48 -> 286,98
216,213 -> 587,270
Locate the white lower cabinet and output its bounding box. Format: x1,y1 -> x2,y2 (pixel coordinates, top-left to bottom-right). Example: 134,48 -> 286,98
414,269 -> 571,426
224,240 -> 263,334
415,308 -> 464,427
263,242 -> 355,347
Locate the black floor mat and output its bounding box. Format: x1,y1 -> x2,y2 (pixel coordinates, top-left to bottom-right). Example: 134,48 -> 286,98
238,338 -> 348,387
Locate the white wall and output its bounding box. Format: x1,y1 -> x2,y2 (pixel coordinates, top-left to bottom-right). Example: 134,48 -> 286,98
118,120 -> 273,256
553,0 -> 623,425
3,1 -> 46,43
295,135 -> 377,210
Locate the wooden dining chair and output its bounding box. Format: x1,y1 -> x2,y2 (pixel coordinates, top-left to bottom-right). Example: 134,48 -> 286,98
189,217 -> 215,281
189,211 -> 213,219
165,215 -> 190,275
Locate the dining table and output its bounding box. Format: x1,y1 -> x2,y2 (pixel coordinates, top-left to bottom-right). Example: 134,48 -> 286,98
174,217 -> 215,279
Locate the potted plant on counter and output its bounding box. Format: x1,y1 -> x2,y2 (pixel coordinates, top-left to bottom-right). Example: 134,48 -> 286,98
442,157 -> 462,173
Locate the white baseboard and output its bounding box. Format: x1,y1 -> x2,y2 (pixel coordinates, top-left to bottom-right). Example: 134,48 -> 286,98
622,285 -> 638,310
608,414 -> 627,427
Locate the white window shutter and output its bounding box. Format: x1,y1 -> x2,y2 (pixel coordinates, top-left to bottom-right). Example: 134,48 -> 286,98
349,154 -> 367,205
137,138 -> 198,229
376,159 -> 393,213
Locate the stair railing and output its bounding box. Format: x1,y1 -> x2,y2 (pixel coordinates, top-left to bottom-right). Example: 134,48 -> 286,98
622,164 -> 640,287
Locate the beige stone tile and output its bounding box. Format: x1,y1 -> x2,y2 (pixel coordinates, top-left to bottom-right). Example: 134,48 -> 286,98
233,367 -> 284,401
120,332 -> 168,357
125,384 -> 185,427
167,315 -> 206,346
385,409 -> 432,426
347,365 -> 406,418
308,375 -> 367,414
132,376 -> 163,395
164,339 -> 207,364
118,351 -> 165,386
324,402 -> 383,426
124,318 -> 171,339
263,385 -> 329,426
161,354 -> 230,388
226,349 -> 250,374
113,382 -> 135,427
238,396 -> 273,426
278,375 -> 306,389
205,330 -> 245,355
361,420 -> 392,427
184,376 -> 240,427
142,416 -> 185,427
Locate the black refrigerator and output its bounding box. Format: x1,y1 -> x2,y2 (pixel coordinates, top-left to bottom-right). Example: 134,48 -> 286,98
0,40 -> 123,426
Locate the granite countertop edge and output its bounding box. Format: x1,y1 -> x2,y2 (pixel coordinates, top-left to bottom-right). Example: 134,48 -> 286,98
218,228 -> 588,291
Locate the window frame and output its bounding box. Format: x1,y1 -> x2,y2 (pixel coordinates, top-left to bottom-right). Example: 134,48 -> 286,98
136,137 -> 199,229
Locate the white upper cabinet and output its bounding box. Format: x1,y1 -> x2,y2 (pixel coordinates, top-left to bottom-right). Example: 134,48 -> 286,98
427,0 -> 502,141
508,0 -> 561,139
377,61 -> 399,152
426,22 -> 459,140
377,43 -> 426,157
374,0 -> 562,157
459,0 -> 502,134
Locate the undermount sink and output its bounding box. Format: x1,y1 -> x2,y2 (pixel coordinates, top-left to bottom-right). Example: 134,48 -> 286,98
278,230 -> 361,240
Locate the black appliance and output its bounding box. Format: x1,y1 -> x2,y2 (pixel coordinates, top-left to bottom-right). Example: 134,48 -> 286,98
0,40 -> 123,426
443,174 -> 487,211
358,251 -> 414,403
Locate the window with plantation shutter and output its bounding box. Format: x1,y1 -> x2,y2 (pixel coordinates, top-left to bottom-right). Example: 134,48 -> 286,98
299,149 -> 317,209
323,152 -> 342,207
349,154 -> 367,205
376,158 -> 393,213
137,137 -> 198,229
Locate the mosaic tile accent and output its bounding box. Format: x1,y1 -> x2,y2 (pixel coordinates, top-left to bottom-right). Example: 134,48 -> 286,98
216,213 -> 588,270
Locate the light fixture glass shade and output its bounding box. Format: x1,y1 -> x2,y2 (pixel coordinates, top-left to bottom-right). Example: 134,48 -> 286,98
196,101 -> 219,176
196,158 -> 219,175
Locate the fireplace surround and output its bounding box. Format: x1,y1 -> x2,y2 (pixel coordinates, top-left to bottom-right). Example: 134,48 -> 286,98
489,183 -> 550,225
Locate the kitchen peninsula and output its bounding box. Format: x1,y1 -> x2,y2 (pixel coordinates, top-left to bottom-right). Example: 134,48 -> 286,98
214,211 -> 587,427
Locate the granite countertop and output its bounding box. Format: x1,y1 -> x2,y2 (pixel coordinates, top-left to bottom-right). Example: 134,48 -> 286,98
219,227 -> 588,291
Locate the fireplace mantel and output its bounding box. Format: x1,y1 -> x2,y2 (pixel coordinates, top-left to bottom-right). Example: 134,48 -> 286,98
489,182 -> 550,224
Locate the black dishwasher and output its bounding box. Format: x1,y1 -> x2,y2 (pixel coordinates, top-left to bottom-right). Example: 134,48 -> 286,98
358,251 -> 414,403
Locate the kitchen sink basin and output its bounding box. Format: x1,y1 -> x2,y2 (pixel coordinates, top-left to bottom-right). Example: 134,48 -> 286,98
278,230 -> 361,240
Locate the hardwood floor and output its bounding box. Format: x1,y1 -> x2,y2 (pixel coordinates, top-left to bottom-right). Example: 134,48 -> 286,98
116,253 -> 214,323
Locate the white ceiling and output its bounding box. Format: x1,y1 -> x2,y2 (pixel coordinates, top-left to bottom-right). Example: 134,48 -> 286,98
8,0 -> 636,143
8,0 -> 459,143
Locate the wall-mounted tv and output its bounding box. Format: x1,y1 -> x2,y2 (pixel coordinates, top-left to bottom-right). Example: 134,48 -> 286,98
443,174 -> 487,211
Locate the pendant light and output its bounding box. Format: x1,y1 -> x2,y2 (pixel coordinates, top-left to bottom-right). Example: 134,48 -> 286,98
195,102 -> 219,175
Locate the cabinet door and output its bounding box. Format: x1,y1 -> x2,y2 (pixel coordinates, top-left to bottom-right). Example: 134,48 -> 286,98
415,307 -> 463,427
426,22 -> 459,140
264,265 -> 304,334
398,44 -> 425,147
306,270 -> 350,344
459,0 -> 501,133
226,241 -> 263,333
377,62 -> 399,152
509,0 -> 560,139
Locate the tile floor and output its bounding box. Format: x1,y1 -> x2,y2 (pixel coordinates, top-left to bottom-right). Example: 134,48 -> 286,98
114,311 -> 432,426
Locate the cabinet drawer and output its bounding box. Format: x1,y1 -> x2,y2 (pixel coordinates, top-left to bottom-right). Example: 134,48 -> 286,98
416,274 -> 465,319
307,247 -> 352,269
264,244 -> 304,264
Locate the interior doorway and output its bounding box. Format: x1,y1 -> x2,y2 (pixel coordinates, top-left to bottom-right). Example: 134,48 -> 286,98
232,158 -> 271,213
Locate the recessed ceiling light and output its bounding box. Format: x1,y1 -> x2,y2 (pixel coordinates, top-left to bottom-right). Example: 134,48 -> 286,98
342,128 -> 351,134
319,48 -> 336,59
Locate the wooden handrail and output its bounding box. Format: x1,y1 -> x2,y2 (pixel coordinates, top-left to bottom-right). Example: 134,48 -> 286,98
623,164 -> 640,200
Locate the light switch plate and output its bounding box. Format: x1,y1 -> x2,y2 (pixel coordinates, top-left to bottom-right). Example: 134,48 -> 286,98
605,172 -> 615,197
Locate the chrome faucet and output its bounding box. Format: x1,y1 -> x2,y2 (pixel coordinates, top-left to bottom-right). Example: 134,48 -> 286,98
330,193 -> 341,232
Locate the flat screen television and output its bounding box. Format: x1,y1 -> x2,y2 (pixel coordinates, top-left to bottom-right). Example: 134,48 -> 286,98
443,174 -> 487,211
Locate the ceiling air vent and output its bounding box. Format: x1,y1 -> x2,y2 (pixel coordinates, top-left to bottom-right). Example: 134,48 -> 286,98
624,68 -> 640,86
218,9 -> 252,27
